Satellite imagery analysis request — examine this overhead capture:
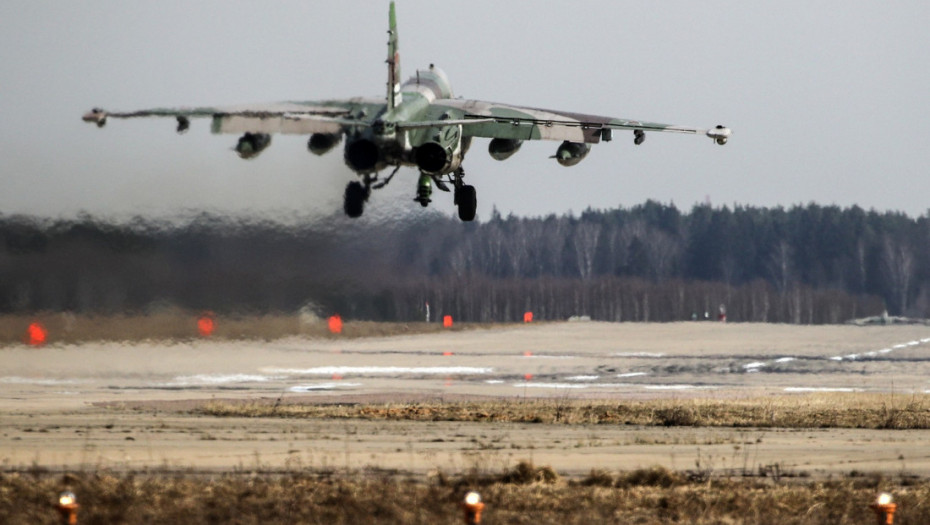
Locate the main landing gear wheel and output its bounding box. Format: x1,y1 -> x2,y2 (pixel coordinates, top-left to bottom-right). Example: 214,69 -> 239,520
343,181 -> 368,218
456,184 -> 477,222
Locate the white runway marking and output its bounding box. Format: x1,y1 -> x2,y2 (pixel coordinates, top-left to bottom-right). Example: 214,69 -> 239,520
514,382 -> 625,390
288,383 -> 362,392
784,387 -> 862,393
643,384 -> 716,390
264,366 -> 493,375
168,374 -> 280,385
0,376 -> 88,386
748,337 -> 928,370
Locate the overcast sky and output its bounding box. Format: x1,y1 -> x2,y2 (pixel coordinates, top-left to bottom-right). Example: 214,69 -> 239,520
1,1 -> 928,222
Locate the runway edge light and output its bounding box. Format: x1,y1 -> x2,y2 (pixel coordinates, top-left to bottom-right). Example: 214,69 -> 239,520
55,491 -> 79,525
328,314 -> 343,334
869,493 -> 896,524
26,321 -> 48,346
197,312 -> 215,337
462,491 -> 484,524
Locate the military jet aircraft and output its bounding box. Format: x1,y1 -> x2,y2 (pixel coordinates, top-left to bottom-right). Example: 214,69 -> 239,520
83,2 -> 730,221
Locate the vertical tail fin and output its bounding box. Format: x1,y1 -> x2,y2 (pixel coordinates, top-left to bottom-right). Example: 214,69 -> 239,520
387,1 -> 401,110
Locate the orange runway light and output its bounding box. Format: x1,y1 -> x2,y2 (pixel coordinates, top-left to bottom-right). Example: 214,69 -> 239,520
869,493 -> 896,524
443,315 -> 453,328
524,373 -> 533,381
524,311 -> 533,323
328,314 -> 343,334
461,491 -> 485,524
197,313 -> 215,337
523,351 -> 533,357
443,351 -> 453,356
55,491 -> 79,525
26,322 -> 48,346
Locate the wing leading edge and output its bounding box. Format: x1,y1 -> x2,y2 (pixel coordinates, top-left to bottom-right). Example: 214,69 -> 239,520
431,99 -> 731,145
82,99 -> 385,135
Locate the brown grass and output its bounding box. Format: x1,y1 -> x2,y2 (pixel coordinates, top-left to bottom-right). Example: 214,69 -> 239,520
0,312 -> 497,345
193,393 -> 930,430
1,465 -> 925,524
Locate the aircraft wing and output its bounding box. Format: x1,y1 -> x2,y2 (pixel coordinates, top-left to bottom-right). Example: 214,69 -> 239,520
431,99 -> 730,145
82,99 -> 385,135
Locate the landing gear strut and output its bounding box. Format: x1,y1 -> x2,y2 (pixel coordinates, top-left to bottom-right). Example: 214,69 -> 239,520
347,165 -> 477,221
344,166 -> 401,219
453,167 -> 477,222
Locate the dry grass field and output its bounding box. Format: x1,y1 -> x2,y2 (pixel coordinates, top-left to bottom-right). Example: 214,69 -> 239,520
2,317 -> 930,523
3,467 -> 928,524
195,393 -> 930,429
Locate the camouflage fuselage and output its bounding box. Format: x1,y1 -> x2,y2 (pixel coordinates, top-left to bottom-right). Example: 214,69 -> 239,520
343,65 -> 470,175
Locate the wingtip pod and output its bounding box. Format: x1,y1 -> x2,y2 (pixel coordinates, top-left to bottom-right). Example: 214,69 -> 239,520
82,108 -> 107,128
706,125 -> 731,145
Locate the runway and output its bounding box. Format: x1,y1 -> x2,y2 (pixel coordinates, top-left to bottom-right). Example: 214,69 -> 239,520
2,322 -> 930,477
3,322 -> 929,407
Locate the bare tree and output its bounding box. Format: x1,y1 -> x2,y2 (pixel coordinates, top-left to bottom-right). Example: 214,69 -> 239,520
477,221 -> 509,277
767,240 -> 794,293
882,234 -> 915,314
572,221 -> 601,280
646,230 -> 682,281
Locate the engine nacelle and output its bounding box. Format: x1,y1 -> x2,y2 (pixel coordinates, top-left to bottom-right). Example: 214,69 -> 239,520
82,108 -> 107,128
413,125 -> 463,174
235,132 -> 271,159
552,140 -> 590,167
307,133 -> 342,156
488,138 -> 523,161
415,142 -> 453,173
706,125 -> 731,146
344,137 -> 384,173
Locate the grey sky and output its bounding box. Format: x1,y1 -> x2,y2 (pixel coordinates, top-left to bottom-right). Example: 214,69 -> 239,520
1,1 -> 928,221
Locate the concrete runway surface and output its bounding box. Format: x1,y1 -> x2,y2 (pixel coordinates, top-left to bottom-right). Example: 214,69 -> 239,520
2,322 -> 929,477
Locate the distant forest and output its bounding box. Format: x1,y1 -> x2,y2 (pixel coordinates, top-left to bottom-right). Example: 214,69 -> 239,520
1,201 -> 927,324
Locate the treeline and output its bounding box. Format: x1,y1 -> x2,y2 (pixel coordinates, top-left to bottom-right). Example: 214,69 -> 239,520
0,201 -> 925,323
